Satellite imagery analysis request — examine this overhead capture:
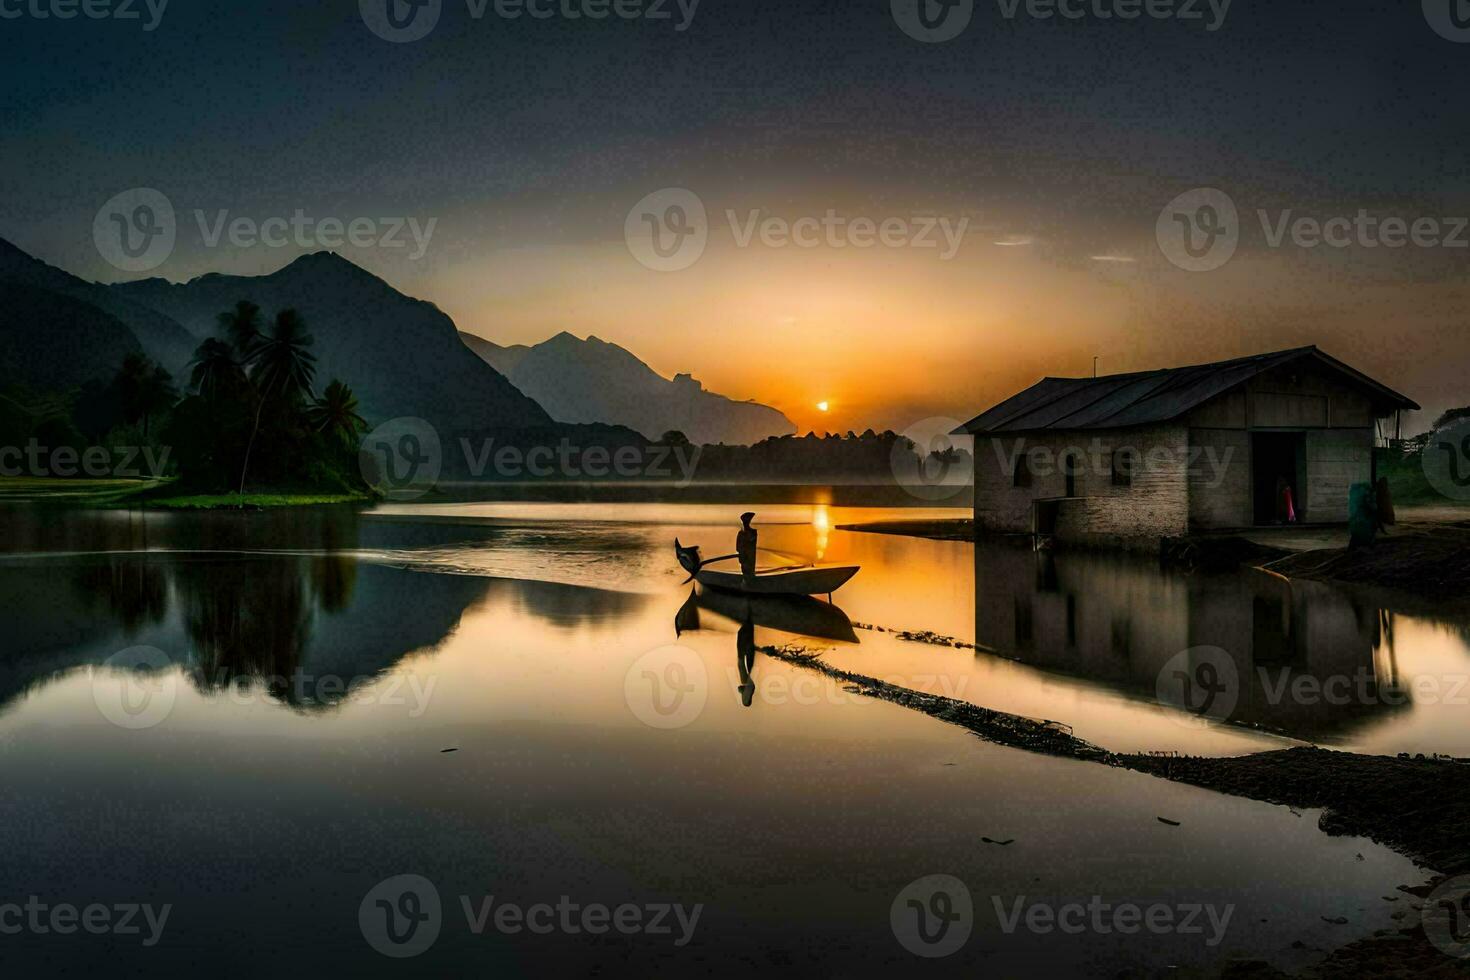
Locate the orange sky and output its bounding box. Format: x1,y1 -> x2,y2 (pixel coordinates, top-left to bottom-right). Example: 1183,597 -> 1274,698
437,226 -> 1455,437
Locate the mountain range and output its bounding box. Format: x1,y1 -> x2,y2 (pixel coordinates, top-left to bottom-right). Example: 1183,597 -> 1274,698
107,253 -> 559,440
0,237 -> 199,383
460,331 -> 795,445
0,237 -> 785,453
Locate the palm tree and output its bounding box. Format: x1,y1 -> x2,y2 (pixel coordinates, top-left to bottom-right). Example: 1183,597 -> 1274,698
137,363 -> 177,438
249,309 -> 317,405
218,300 -> 263,361
112,353 -> 177,438
237,308 -> 317,494
305,379 -> 367,448
189,338 -> 245,401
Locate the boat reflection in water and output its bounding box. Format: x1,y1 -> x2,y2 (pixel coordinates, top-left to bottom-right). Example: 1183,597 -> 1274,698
974,542 -> 1408,742
675,587 -> 859,707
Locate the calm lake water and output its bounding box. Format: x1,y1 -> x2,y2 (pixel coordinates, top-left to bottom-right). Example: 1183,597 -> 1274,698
0,495 -> 1459,976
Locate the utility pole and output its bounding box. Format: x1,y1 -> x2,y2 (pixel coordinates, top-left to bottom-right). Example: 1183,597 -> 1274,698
1093,356 -> 1099,378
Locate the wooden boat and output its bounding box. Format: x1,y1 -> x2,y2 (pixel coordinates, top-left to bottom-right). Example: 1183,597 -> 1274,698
675,540 -> 859,596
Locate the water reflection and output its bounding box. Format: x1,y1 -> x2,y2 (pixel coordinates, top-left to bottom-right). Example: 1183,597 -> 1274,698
975,542 -> 1411,742
0,507 -> 660,718
674,587 -> 859,708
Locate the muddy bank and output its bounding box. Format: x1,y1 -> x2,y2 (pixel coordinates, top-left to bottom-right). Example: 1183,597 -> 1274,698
1122,748 -> 1470,875
763,639 -> 1469,875
756,642 -> 1112,761
1262,524 -> 1470,603
759,643 -> 1470,976
835,518 -> 974,541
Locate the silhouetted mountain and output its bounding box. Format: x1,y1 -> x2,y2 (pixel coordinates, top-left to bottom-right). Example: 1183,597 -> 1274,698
460,330 -> 796,445
0,282 -> 142,392
109,252 -> 563,442
0,237 -> 198,373
460,333 -> 531,376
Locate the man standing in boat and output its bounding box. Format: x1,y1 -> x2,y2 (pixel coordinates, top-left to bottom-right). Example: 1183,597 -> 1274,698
736,512 -> 758,585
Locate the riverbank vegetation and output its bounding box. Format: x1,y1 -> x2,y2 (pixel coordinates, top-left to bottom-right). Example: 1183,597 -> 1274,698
1,300 -> 374,508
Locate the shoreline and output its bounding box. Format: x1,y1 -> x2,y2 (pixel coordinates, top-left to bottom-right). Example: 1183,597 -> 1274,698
839,515 -> 1470,603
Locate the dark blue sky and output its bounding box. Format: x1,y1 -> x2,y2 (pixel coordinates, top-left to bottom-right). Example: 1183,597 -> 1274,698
1,0 -> 1465,429
3,1 -> 1463,257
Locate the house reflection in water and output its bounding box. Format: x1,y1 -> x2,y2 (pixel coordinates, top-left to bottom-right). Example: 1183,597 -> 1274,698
974,542 -> 1406,742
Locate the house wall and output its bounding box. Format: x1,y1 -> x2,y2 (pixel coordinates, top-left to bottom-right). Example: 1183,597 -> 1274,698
1187,429 -> 1252,529
1182,359 -> 1381,529
1303,428 -> 1374,523
973,424 -> 1190,542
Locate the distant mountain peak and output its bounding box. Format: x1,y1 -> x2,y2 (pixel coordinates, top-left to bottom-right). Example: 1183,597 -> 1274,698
272,250 -> 381,283
462,329 -> 795,445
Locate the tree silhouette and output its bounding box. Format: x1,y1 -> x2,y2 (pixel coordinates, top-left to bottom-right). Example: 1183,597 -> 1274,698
306,379 -> 367,448
112,352 -> 177,438
188,337 -> 245,402
237,308 -> 317,494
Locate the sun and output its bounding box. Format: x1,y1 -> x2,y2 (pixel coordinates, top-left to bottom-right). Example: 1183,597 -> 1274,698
816,401 -> 830,413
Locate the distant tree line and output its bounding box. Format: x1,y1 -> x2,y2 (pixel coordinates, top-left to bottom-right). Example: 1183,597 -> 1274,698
661,428 -> 973,483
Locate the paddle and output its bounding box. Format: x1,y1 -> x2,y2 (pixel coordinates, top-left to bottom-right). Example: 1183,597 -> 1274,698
675,539 -> 815,584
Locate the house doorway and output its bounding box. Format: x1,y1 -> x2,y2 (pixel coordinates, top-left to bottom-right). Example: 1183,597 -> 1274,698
1252,432 -> 1306,525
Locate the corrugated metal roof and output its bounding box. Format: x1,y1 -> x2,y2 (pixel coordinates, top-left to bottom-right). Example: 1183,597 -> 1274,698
958,346 -> 1419,434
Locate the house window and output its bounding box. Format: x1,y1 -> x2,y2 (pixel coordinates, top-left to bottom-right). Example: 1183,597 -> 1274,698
1012,450 -> 1032,488
1111,448 -> 1134,487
